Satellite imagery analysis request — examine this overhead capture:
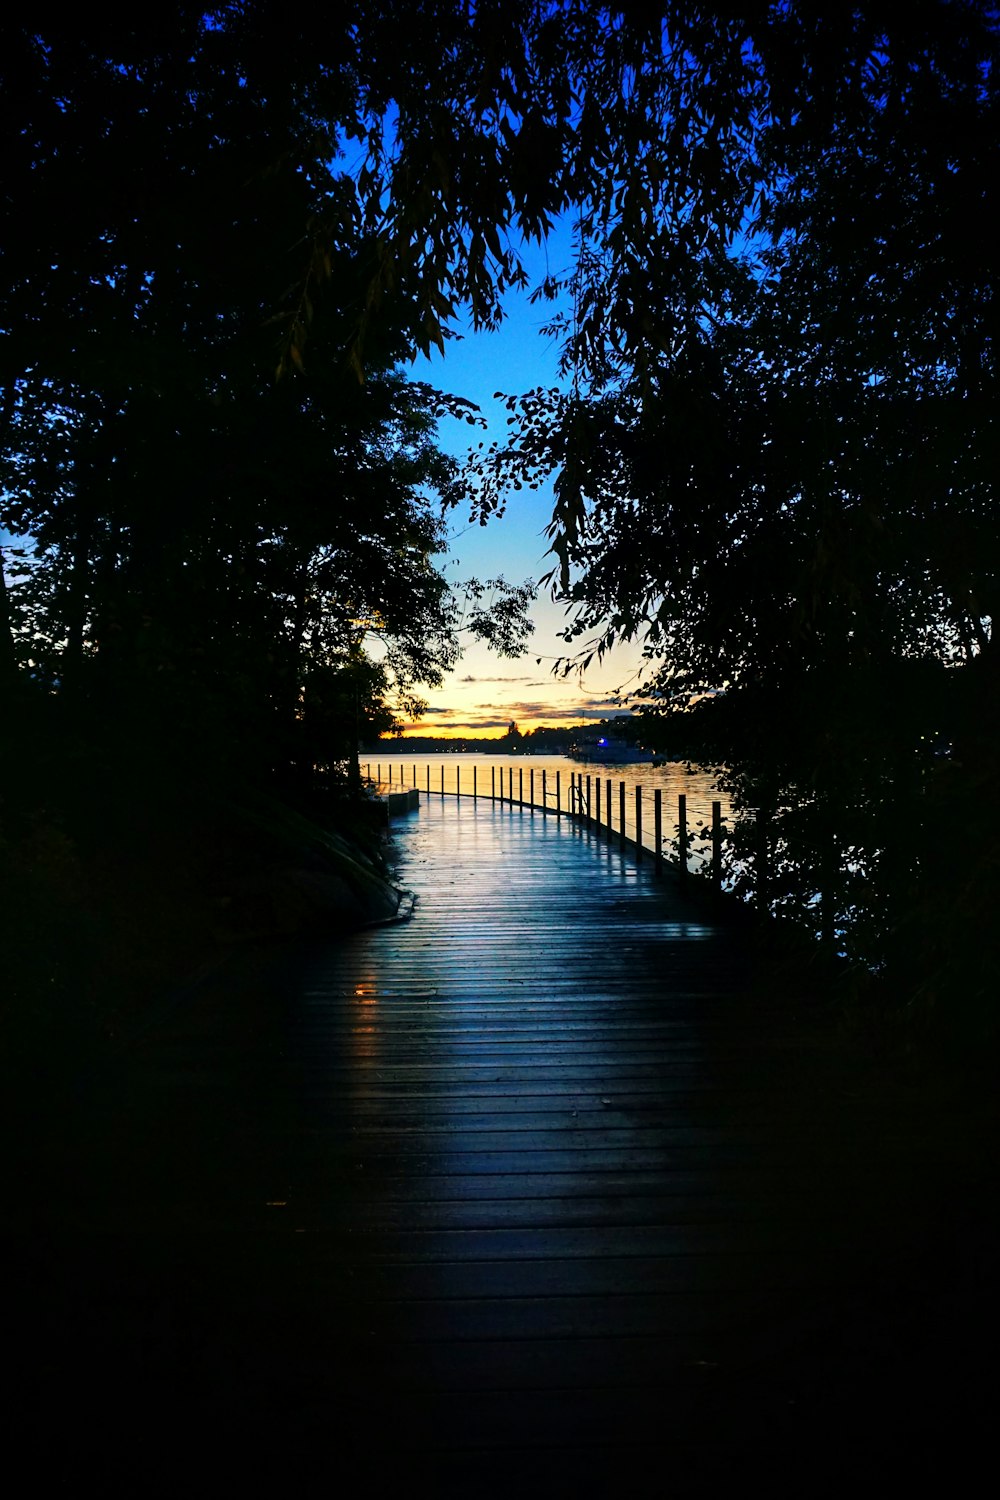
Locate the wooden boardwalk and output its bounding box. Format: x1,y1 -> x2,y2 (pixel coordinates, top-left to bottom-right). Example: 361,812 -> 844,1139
8,795 -> 995,1492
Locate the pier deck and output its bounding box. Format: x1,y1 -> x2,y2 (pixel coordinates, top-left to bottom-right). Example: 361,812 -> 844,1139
8,796 -> 994,1491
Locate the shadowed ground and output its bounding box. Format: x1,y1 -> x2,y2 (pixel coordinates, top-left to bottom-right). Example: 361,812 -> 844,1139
5,796 -> 996,1493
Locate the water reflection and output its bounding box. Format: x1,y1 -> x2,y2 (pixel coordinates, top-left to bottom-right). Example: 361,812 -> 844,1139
350,973 -> 380,1062
364,752 -> 731,868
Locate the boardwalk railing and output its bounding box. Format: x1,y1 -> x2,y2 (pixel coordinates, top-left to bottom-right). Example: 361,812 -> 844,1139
364,761 -> 726,892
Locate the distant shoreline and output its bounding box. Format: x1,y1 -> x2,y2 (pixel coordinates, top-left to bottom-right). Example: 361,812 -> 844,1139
363,716 -> 653,759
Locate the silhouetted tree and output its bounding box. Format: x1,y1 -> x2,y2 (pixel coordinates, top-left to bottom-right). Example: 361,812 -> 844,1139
4,4 -> 996,1034
449,3 -> 998,1031
0,9 -> 530,794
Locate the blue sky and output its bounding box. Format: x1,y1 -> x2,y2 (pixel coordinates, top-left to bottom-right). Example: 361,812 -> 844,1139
407,236 -> 647,737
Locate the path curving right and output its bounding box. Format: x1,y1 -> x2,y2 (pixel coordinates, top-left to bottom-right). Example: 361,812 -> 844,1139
267,796 -> 993,1490
13,794 -> 994,1495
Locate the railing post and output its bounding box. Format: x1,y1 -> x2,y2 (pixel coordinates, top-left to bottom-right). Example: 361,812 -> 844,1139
678,793 -> 688,890
556,771 -> 561,813
441,764 -> 445,799
529,767 -> 535,814
473,765 -> 477,801
377,763 -> 381,786
518,766 -> 523,808
585,774 -> 592,827
595,776 -> 602,832
541,768 -> 547,813
635,786 -> 643,860
654,789 -> 663,876
619,781 -> 626,853
509,767 -> 514,805
606,779 -> 612,842
712,800 -> 723,895
456,765 -> 460,800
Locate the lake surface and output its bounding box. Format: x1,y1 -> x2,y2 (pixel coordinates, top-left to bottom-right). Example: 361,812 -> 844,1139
362,751 -> 732,867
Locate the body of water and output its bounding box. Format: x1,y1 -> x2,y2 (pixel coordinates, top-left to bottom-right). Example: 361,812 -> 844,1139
362,752 -> 732,868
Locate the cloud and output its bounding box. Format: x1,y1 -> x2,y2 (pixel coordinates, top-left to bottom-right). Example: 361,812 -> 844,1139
458,674 -> 532,684
408,718 -> 513,731
575,704 -> 635,719
476,700 -> 636,723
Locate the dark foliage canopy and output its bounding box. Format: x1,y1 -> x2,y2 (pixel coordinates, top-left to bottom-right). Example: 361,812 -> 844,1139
2,3 -> 997,1036
0,7 -> 533,790
339,0 -> 996,1025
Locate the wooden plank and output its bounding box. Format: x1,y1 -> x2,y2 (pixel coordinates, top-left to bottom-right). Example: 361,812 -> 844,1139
304,1193 -> 795,1231
287,1167 -> 748,1200
289,1287 -> 811,1342
253,1222 -> 858,1262
234,1252 -> 848,1301
25,792 -> 981,1489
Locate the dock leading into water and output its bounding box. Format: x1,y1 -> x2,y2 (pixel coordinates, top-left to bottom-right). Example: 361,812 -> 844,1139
8,796 -> 994,1490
